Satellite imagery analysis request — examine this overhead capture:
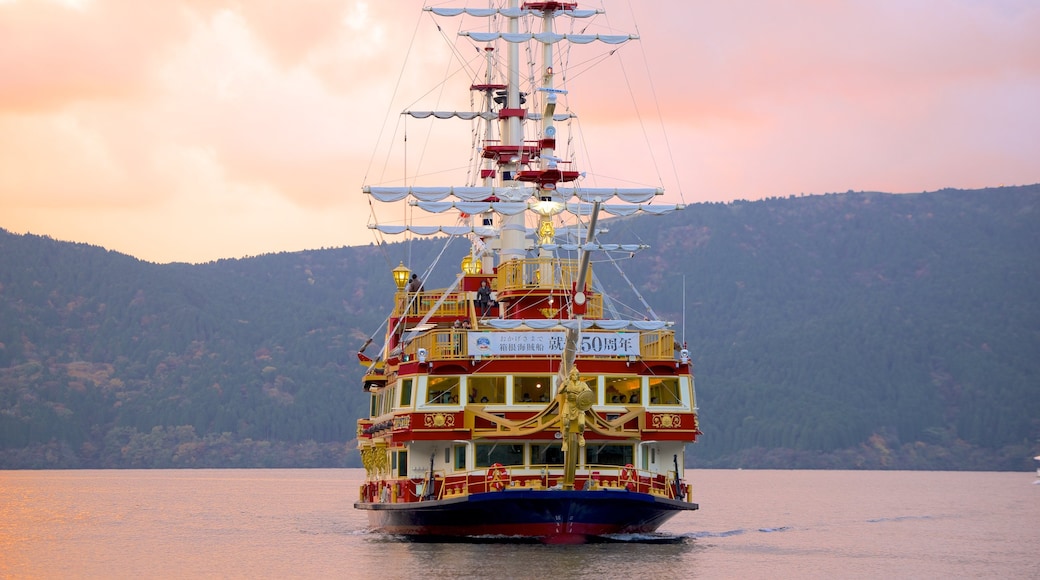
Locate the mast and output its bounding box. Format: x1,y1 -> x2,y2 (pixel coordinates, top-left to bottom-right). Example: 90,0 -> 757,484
499,0 -> 525,263
479,43 -> 497,275
558,201 -> 599,489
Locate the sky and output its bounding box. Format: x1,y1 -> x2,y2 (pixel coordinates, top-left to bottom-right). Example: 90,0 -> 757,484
1,0 -> 1038,264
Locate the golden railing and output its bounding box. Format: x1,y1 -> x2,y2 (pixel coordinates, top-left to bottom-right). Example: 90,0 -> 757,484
393,291 -> 469,318
640,330 -> 675,359
497,257 -> 586,292
393,289 -> 603,320
358,465 -> 689,503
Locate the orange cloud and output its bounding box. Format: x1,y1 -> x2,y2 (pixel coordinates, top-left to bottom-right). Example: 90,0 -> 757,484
0,0 -> 191,111
0,0 -> 1038,263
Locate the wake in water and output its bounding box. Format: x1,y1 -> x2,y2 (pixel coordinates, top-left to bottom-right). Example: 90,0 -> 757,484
685,526 -> 792,539
357,530 -> 693,544
866,515 -> 935,523
358,527 -> 798,544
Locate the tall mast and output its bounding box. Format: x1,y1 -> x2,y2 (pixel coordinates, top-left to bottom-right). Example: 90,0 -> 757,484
499,0 -> 526,263
478,44 -> 498,275
535,4 -> 560,277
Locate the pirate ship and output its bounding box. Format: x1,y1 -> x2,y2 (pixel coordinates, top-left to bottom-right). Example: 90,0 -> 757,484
354,1 -> 700,544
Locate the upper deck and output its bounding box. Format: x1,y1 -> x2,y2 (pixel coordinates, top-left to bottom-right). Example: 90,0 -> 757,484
385,256 -> 678,363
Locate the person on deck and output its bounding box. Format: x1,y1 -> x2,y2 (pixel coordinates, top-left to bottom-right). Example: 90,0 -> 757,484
475,279 -> 493,316
407,274 -> 423,293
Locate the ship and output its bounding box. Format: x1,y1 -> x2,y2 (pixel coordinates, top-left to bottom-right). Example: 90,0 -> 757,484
353,1 -> 701,544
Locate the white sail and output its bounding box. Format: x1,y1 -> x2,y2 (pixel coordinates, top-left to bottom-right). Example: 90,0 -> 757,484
535,243 -> 647,252
427,7 -> 601,19
405,111 -> 575,121
365,186 -> 662,204
565,202 -> 684,217
481,319 -> 668,331
367,224 -> 496,236
410,200 -> 682,218
463,32 -> 635,45
413,201 -> 530,216
366,225 -> 634,243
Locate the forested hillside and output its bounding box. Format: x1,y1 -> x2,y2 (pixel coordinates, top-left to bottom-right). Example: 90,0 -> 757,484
1,185 -> 1038,469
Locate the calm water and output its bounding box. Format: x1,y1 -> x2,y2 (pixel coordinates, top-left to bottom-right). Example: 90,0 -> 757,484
1,469 -> 1037,579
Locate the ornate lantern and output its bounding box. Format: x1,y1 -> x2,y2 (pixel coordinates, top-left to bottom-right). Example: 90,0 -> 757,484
461,254 -> 481,275
392,262 -> 410,290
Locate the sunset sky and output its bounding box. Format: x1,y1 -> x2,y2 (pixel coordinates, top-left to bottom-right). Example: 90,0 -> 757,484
1,0 -> 1038,264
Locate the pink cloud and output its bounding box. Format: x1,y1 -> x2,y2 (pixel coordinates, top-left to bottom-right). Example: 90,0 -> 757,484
0,0 -> 1038,263
0,0 -> 192,111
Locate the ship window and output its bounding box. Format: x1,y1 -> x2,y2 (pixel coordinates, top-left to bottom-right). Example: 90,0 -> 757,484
683,377 -> 695,408
649,377 -> 681,406
585,444 -> 633,467
642,447 -> 656,470
514,375 -> 552,403
474,443 -> 523,468
605,375 -> 640,405
369,392 -> 378,417
453,445 -> 466,471
399,379 -> 413,408
468,375 -> 505,404
530,442 -> 564,467
427,376 -> 460,405
395,450 -> 408,476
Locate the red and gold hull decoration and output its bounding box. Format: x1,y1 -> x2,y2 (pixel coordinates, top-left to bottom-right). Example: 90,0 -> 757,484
650,413 -> 682,428
423,413 -> 456,428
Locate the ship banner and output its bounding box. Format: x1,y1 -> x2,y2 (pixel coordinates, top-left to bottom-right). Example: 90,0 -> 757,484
467,331 -> 640,356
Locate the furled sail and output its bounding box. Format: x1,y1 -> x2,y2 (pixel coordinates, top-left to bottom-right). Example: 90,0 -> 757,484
534,243 -> 647,252
427,7 -> 601,19
365,225 -> 630,242
409,200 -> 683,218
462,32 -> 635,45
367,224 -> 497,236
481,319 -> 668,331
405,111 -> 574,121
364,186 -> 662,204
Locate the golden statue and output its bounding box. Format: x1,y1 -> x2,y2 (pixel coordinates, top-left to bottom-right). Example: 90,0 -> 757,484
559,367 -> 594,452
537,217 -> 555,246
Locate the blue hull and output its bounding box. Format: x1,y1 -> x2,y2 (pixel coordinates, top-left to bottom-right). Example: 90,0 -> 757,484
355,488 -> 698,544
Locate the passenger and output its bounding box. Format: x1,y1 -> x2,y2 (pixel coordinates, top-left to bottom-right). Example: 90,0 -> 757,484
407,273 -> 423,293
475,280 -> 493,316
521,393 -> 532,402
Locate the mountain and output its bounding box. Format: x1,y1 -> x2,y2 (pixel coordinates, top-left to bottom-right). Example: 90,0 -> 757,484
1,185 -> 1038,469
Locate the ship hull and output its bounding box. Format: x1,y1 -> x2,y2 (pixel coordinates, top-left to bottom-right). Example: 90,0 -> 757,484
355,488 -> 697,544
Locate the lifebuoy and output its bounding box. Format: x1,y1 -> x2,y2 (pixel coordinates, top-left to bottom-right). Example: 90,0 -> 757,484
486,462 -> 509,491
620,463 -> 637,492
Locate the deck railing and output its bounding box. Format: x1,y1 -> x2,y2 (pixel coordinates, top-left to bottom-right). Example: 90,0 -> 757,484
357,464 -> 690,503
497,257 -> 585,292
393,290 -> 469,318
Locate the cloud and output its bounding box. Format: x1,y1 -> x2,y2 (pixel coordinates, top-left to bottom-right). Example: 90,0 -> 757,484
0,0 -> 1038,263
0,0 -> 189,111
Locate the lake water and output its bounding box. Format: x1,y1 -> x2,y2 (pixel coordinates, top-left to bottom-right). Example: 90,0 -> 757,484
1,469 -> 1037,578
